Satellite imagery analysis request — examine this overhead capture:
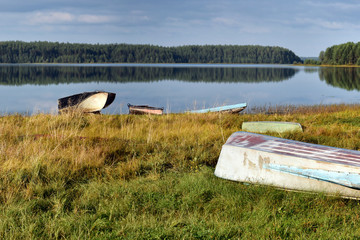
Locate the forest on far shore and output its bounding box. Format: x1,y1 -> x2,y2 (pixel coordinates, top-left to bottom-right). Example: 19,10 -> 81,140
304,41 -> 360,65
0,41 -> 302,64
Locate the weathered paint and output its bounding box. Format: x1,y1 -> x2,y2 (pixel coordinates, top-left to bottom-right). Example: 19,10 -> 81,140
242,121 -> 303,133
225,131 -> 360,167
264,163 -> 360,189
128,104 -> 164,115
187,103 -> 247,113
214,131 -> 360,198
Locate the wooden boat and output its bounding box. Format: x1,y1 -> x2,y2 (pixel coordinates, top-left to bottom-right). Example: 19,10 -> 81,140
127,103 -> 164,115
187,103 -> 247,114
242,121 -> 303,133
215,131 -> 360,199
58,91 -> 116,113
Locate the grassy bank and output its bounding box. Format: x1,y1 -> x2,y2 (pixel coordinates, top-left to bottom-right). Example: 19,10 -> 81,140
1,104 -> 360,239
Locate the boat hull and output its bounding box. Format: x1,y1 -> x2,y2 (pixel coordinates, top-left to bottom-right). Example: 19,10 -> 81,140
215,131 -> 360,199
127,104 -> 164,115
188,103 -> 247,114
58,91 -> 116,113
242,121 -> 303,133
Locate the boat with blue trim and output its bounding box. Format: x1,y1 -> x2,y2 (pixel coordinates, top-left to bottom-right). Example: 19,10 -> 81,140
215,131 -> 360,199
187,102 -> 247,114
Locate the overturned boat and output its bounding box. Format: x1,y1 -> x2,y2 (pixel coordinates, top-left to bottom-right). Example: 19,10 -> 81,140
127,103 -> 164,115
215,131 -> 360,199
187,103 -> 247,114
58,91 -> 116,113
242,121 -> 303,133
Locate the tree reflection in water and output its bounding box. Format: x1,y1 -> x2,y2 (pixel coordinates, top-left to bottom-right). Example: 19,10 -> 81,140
319,67 -> 360,91
0,64 -> 299,86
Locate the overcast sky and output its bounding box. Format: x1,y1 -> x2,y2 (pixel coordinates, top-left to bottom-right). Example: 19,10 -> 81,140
1,0 -> 359,57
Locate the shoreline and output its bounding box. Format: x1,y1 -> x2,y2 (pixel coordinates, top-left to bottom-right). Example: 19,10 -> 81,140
297,63 -> 360,67
0,62 -> 359,67
2,103 -> 359,117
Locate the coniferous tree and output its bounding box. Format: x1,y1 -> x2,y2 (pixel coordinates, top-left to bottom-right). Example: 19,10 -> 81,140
321,42 -> 360,65
0,41 -> 302,64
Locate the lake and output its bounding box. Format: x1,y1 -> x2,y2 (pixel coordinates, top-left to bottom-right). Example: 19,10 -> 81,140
1,64 -> 360,114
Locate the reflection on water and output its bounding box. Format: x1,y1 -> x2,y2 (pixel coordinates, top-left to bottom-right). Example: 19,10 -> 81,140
319,67 -> 360,91
303,67 -> 319,74
0,64 -> 298,85
0,64 -> 360,114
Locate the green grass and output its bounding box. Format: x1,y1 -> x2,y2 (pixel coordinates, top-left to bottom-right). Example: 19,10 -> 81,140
1,105 -> 360,239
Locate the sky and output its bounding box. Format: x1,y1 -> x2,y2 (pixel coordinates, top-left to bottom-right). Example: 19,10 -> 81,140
1,0 -> 360,57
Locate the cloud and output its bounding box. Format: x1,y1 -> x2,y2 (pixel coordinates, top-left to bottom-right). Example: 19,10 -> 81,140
26,11 -> 115,25
296,17 -> 360,30
127,10 -> 150,23
305,1 -> 360,10
211,17 -> 270,34
316,20 -> 344,30
28,12 -> 74,25
329,2 -> 360,10
212,17 -> 238,26
78,14 -> 114,24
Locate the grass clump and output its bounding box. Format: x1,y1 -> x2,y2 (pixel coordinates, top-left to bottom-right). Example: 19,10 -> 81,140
1,105 -> 360,238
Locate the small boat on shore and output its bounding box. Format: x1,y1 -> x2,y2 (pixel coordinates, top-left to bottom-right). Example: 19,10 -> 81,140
187,103 -> 247,114
215,131 -> 360,199
58,91 -> 116,113
127,103 -> 164,115
242,121 -> 303,133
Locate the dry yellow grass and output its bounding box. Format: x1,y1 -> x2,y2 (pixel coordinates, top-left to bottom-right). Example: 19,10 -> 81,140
1,104 -> 360,177
1,105 -> 360,238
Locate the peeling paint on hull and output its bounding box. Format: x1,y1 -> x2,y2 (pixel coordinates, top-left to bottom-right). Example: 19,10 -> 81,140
214,132 -> 360,199
127,103 -> 164,115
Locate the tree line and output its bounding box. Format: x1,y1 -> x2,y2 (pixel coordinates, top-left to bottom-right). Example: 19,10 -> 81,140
304,42 -> 360,65
0,41 -> 302,64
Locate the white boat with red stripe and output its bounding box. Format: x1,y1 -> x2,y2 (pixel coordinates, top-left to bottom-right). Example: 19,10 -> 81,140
215,131 -> 360,199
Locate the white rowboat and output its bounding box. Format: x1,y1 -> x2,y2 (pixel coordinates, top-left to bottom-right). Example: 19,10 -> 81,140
58,91 -> 116,113
215,131 -> 360,199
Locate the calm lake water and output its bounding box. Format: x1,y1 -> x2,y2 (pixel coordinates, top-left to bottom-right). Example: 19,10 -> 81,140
1,64 -> 360,114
